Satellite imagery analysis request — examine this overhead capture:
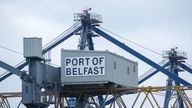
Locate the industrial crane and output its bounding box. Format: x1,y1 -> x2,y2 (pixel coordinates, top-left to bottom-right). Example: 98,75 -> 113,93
0,9 -> 192,108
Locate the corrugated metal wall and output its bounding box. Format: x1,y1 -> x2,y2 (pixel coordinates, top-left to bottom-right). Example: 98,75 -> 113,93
23,38 -> 42,58
61,49 -> 138,88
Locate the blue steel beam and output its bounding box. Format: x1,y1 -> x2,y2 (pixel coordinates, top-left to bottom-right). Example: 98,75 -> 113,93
0,73 -> 12,82
0,62 -> 28,81
0,26 -> 82,82
105,98 -> 114,106
98,95 -> 104,106
180,63 -> 192,75
93,27 -> 191,86
138,62 -> 169,84
42,26 -> 82,54
164,79 -> 173,108
0,60 -> 22,76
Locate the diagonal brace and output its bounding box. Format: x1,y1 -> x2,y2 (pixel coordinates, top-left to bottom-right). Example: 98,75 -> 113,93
139,62 -> 169,84
0,60 -> 22,76
93,27 -> 191,86
180,63 -> 192,75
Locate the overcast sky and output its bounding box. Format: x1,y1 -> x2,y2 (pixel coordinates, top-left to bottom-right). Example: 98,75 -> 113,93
0,0 -> 192,107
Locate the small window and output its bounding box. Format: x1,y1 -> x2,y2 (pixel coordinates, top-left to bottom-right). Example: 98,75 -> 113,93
127,67 -> 130,74
133,65 -> 136,72
114,61 -> 117,69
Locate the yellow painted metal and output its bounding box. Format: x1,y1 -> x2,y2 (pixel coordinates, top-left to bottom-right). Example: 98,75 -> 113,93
0,86 -> 192,107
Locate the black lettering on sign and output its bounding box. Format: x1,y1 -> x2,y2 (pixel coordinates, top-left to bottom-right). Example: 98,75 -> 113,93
84,58 -> 90,65
66,59 -> 71,66
72,58 -> 78,66
94,67 -> 99,74
88,67 -> 93,75
92,57 -> 98,65
78,68 -> 82,75
72,68 -> 77,75
99,57 -> 104,65
84,67 -> 88,75
66,68 -> 71,75
79,58 -> 84,65
64,56 -> 105,76
100,67 -> 104,74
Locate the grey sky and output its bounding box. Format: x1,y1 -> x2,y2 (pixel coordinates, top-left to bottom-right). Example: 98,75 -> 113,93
0,0 -> 192,107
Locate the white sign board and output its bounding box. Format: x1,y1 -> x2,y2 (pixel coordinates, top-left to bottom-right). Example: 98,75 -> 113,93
64,56 -> 105,76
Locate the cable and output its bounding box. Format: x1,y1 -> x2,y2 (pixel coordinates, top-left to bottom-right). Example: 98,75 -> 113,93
43,21 -> 81,48
99,26 -> 162,56
139,58 -> 168,80
0,45 -> 23,55
0,22 -> 80,56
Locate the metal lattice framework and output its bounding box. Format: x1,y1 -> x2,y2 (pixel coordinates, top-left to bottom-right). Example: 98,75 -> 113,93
0,86 -> 192,108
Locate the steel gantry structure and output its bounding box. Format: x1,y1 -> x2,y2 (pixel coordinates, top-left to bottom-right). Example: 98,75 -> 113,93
1,86 -> 192,108
137,48 -> 192,108
0,9 -> 192,108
